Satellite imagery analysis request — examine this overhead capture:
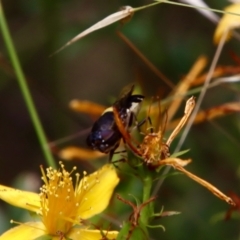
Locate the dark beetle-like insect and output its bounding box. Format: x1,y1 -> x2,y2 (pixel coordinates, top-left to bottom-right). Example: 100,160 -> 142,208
86,85 -> 144,159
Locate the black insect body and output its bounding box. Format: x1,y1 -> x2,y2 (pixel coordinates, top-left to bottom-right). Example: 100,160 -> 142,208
86,110 -> 122,154
86,85 -> 144,159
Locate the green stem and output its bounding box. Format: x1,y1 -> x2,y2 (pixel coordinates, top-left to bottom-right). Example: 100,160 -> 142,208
158,0 -> 240,17
141,174 -> 153,225
133,1 -> 162,12
0,2 -> 56,168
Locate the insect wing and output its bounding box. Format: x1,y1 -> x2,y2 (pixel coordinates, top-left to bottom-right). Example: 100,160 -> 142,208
86,84 -> 144,157
86,112 -> 121,153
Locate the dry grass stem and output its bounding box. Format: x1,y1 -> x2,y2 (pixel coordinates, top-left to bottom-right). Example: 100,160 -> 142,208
51,6 -> 134,56
167,102 -> 240,130
117,31 -> 174,89
167,56 -> 207,120
191,66 -> 240,86
158,158 -> 235,206
166,96 -> 195,146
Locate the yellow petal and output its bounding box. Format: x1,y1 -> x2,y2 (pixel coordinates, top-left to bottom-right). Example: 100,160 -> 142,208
59,146 -> 105,161
214,4 -> 240,44
0,185 -> 40,212
77,164 -> 119,219
0,222 -> 46,240
67,228 -> 118,240
69,100 -> 106,116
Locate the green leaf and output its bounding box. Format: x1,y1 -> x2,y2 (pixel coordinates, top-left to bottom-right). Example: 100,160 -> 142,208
153,170 -> 183,182
146,224 -> 165,231
171,149 -> 190,158
128,194 -> 141,206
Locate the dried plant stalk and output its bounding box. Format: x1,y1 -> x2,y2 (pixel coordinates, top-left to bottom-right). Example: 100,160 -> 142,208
113,97 -> 235,206
166,96 -> 195,146
191,66 -> 240,86
167,56 -> 207,120
167,102 -> 240,130
158,158 -> 235,206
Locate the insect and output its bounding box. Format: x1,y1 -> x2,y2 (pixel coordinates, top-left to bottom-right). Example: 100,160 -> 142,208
113,97 -> 235,206
113,96 -> 195,167
86,85 -> 144,160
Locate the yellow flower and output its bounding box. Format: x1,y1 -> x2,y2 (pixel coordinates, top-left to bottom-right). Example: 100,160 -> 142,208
0,163 -> 119,240
214,3 -> 240,44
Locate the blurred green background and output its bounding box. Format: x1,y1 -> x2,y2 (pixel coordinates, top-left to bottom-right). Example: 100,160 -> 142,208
0,0 -> 240,239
